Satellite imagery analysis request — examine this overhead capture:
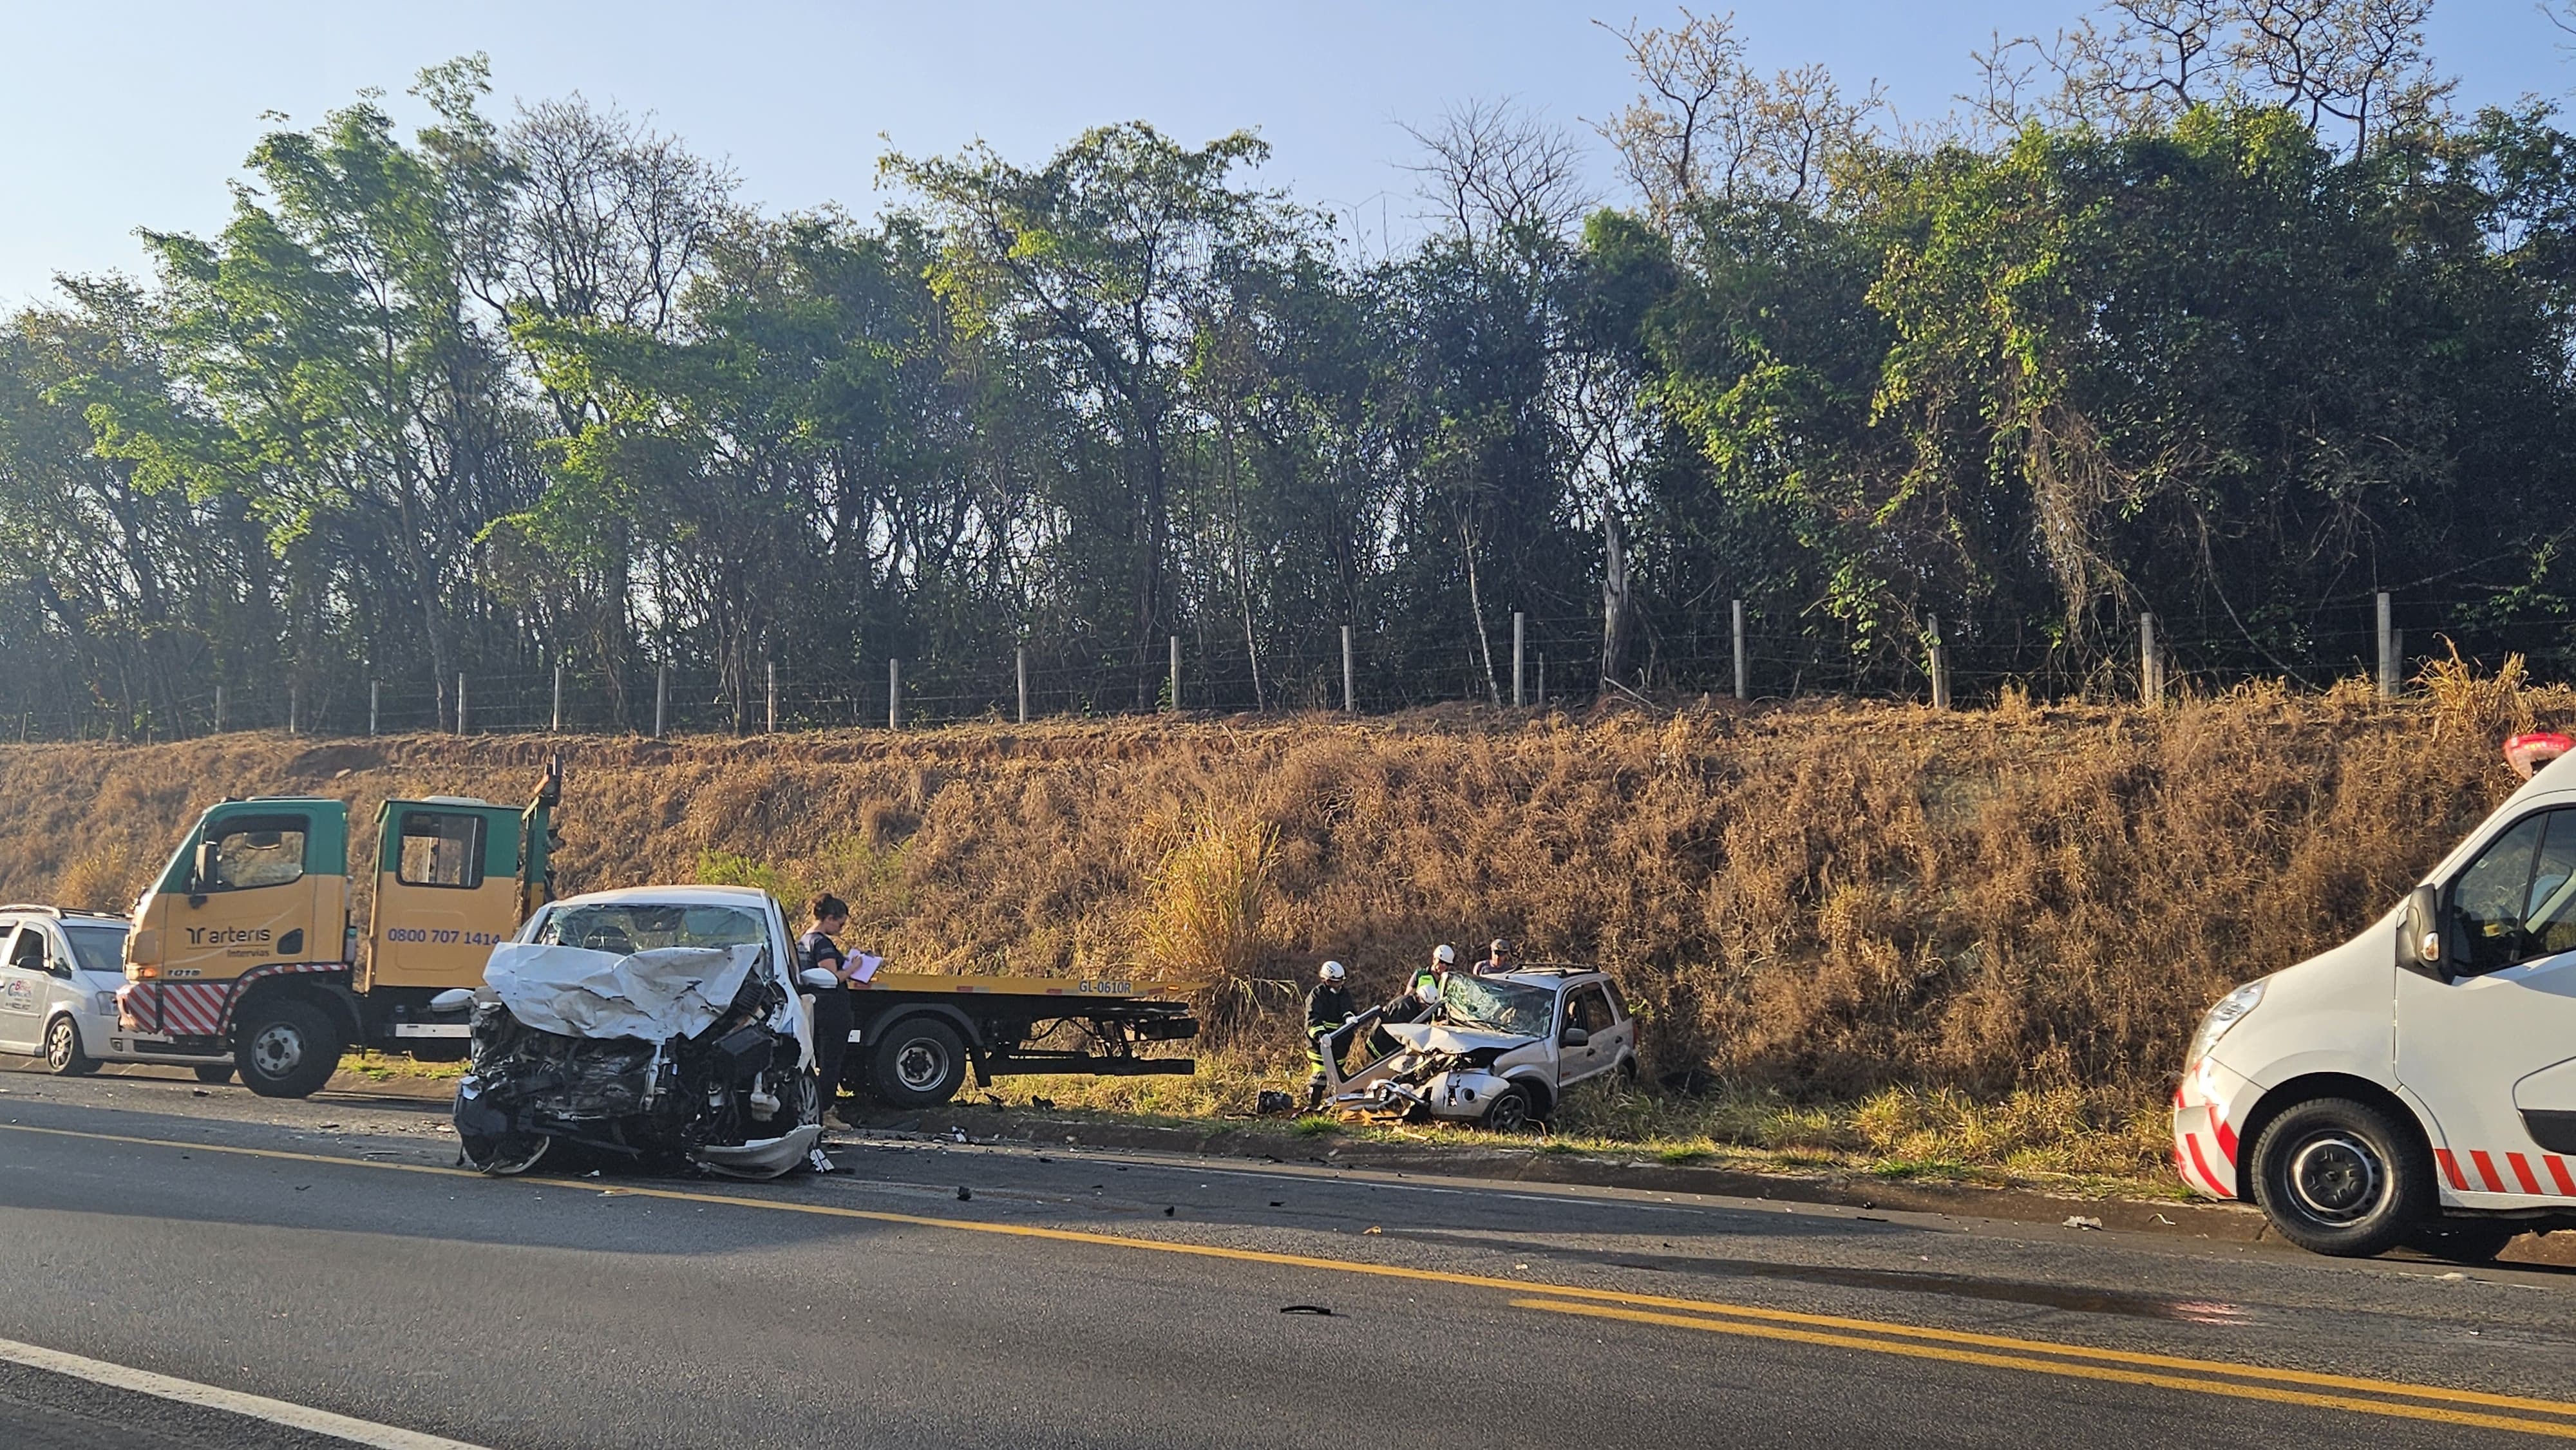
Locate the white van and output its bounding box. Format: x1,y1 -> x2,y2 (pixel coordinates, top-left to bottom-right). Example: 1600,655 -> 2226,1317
2178,732 -> 2576,1259
0,907 -> 234,1080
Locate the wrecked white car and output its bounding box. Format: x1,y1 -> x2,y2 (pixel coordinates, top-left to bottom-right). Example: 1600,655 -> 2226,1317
1325,968 -> 1639,1131
446,887 -> 823,1179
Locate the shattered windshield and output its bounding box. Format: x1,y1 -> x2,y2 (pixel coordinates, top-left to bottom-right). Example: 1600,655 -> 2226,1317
535,904 -> 767,958
1441,975 -> 1557,1037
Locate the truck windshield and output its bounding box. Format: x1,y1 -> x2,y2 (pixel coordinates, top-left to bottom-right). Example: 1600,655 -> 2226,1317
61,925 -> 126,975
1441,975 -> 1557,1037
535,905 -> 766,957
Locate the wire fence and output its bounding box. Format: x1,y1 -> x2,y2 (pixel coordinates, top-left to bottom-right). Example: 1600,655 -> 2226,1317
4,591 -> 2566,744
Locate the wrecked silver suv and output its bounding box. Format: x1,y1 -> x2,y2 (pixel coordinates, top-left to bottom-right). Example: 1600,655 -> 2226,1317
1323,968 -> 1639,1131
446,887 -> 823,1179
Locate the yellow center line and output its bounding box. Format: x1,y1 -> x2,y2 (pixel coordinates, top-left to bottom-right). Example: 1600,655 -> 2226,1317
1512,1299 -> 2576,1440
8,1118 -> 2568,1428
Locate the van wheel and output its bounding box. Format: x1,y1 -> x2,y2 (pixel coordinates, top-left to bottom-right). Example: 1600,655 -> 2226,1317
2408,1221 -> 2519,1264
234,999 -> 342,1099
869,1019 -> 967,1107
2249,1097 -> 2429,1257
43,1017 -> 97,1077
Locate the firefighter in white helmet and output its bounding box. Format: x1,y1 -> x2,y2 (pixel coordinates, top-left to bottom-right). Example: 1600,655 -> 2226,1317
1303,959 -> 1358,1111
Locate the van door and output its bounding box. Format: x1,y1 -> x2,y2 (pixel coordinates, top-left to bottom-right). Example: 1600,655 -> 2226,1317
0,924 -> 46,1052
2395,805 -> 2576,1200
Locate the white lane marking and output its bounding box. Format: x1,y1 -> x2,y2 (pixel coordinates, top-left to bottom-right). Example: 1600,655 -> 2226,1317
0,1336 -> 485,1449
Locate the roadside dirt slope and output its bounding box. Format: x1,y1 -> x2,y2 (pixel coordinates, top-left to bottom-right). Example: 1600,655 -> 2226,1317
0,692 -> 2524,1106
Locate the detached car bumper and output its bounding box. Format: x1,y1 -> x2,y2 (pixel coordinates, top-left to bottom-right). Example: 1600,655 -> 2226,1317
2173,1053 -> 2255,1199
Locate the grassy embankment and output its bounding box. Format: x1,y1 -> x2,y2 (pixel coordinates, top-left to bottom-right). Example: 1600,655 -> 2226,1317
1,660 -> 2543,1193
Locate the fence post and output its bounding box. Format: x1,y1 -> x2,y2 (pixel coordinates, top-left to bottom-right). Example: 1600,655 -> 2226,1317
1927,613 -> 1951,710
1511,612 -> 1526,708
457,672 -> 468,735
368,680 -> 379,737
888,657 -> 902,731
765,658 -> 777,735
2376,591 -> 2396,699
288,683 -> 299,735
1168,635 -> 1180,713
214,684 -> 225,735
1341,625 -> 1355,713
1537,654 -> 1546,709
552,662 -> 565,733
1016,646 -> 1030,724
654,664 -> 667,739
1731,599 -> 1748,701
2140,614 -> 2161,706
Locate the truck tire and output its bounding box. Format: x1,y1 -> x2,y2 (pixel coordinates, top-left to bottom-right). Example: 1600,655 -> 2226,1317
43,1016 -> 97,1077
2249,1097 -> 2429,1257
234,998 -> 342,1099
869,1019 -> 967,1108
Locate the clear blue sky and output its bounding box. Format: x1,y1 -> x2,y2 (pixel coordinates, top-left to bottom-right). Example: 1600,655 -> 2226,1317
5,1 -> 2571,308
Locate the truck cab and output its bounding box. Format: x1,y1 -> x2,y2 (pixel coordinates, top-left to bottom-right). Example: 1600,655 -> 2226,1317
120,762 -> 560,1097
2179,732 -> 2576,1259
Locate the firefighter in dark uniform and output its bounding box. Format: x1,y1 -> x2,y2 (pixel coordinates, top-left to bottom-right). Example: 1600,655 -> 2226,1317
1303,959 -> 1357,1111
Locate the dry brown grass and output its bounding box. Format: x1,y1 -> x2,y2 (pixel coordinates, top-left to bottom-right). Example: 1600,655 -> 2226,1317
0,679 -> 2544,1135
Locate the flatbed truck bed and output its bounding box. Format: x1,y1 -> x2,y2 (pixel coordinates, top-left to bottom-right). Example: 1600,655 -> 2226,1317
841,972 -> 1198,1106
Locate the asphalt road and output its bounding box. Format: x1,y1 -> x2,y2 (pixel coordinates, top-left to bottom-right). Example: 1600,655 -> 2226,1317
6,1068 -> 2576,1447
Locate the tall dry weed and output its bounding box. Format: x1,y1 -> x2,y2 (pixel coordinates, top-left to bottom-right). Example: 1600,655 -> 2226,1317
1135,809 -> 1283,1039
2418,639 -> 2534,742
55,845 -> 138,912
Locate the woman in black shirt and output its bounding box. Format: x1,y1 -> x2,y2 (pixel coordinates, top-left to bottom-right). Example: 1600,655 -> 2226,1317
799,893 -> 855,1120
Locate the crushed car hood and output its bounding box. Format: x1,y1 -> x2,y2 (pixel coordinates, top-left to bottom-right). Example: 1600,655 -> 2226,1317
484,943 -> 772,1041
1379,1021 -> 1539,1057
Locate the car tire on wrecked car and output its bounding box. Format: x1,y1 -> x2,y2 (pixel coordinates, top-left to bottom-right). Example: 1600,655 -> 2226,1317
459,1130 -> 549,1176
869,1018 -> 967,1108
232,997 -> 343,1099
2248,1096 -> 2430,1258
43,1016 -> 97,1077
1482,1084 -> 1535,1134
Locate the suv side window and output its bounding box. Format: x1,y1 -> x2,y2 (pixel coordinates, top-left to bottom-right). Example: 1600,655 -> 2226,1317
2450,809 -> 2576,974
5,925 -> 43,974
1566,984 -> 1614,1034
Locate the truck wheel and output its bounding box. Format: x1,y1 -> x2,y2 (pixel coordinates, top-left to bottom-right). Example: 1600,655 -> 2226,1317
2249,1097 -> 2429,1257
193,1064 -> 235,1085
234,999 -> 342,1099
1482,1085 -> 1535,1134
43,1017 -> 97,1077
869,1019 -> 967,1107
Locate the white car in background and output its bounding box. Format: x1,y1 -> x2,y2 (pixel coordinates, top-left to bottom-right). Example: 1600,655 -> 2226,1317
0,906 -> 234,1080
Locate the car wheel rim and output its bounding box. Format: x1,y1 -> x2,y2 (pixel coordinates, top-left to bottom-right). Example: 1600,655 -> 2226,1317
895,1039 -> 949,1092
1490,1096 -> 1527,1131
250,1022 -> 304,1077
2286,1132 -> 2383,1224
46,1021 -> 73,1070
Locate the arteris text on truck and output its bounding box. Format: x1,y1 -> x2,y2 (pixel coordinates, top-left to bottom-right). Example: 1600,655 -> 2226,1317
183,926 -> 271,947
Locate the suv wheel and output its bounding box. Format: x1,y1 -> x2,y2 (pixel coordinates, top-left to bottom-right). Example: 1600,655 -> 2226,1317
1482,1084 -> 1535,1133
233,998 -> 343,1099
44,1016 -> 97,1077
2249,1097 -> 2429,1257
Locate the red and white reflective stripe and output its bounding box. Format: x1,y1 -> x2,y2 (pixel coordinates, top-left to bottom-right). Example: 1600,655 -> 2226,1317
2434,1145 -> 2576,1197
2181,1133 -> 2231,1198
158,983 -> 227,1037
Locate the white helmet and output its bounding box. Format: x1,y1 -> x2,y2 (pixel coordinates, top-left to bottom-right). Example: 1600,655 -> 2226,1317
1319,960 -> 1345,981
1415,977 -> 1442,1006
1432,943 -> 1457,966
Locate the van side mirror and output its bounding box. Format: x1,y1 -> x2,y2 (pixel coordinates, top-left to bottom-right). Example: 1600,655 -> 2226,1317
2400,885 -> 2449,982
